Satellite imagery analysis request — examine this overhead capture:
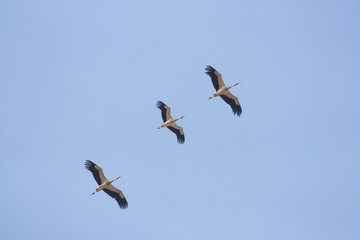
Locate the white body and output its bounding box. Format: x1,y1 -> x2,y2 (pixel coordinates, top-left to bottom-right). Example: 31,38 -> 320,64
92,176 -> 121,195
157,116 -> 184,129
209,83 -> 239,99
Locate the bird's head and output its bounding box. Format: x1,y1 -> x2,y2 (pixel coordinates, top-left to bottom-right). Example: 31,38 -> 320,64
177,116 -> 185,121
114,175 -> 123,181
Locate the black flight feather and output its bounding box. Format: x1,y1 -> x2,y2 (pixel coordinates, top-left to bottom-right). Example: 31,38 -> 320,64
205,65 -> 220,90
220,95 -> 242,116
167,126 -> 185,144
156,101 -> 168,122
84,160 -> 102,185
103,189 -> 129,209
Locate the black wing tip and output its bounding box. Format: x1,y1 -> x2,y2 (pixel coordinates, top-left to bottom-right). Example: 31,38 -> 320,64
118,198 -> 129,209
205,65 -> 215,75
156,101 -> 166,109
232,106 -> 242,117
84,160 -> 96,170
177,135 -> 185,144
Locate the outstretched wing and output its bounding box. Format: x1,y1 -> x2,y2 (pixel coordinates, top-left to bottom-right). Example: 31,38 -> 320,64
167,123 -> 185,144
103,185 -> 128,209
205,65 -> 225,91
220,91 -> 242,116
156,101 -> 173,122
84,160 -> 108,185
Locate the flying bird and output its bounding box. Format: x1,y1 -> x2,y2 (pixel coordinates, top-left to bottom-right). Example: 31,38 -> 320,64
205,65 -> 242,116
84,160 -> 128,209
156,101 -> 185,144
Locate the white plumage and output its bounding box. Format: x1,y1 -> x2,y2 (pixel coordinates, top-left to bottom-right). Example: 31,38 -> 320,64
156,101 -> 185,144
205,65 -> 242,116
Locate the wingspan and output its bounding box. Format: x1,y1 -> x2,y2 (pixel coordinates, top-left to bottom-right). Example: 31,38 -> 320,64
220,91 -> 242,116
205,65 -> 225,91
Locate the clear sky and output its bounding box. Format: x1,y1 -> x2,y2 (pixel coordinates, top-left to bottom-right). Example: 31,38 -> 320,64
1,1 -> 359,240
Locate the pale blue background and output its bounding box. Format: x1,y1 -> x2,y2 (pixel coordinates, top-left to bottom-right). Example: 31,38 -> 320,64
1,1 -> 359,240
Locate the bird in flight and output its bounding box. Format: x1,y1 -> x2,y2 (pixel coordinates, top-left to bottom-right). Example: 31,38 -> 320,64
205,65 -> 242,116
85,160 -> 128,209
156,101 -> 185,144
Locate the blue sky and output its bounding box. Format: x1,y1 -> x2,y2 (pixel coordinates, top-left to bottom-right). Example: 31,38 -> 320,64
1,1 -> 359,240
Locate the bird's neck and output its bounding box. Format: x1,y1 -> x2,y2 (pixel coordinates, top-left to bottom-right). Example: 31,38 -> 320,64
110,176 -> 121,183
230,82 -> 240,88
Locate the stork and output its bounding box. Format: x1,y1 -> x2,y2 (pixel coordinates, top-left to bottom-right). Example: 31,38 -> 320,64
84,160 -> 128,209
156,101 -> 185,144
205,65 -> 242,116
